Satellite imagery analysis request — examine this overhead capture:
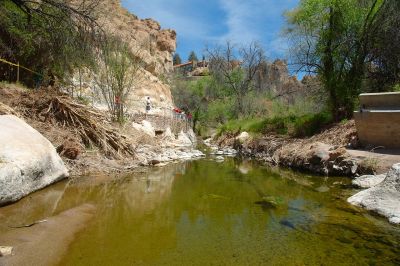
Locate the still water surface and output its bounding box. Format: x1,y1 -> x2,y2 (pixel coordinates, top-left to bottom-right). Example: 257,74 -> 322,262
2,158 -> 400,265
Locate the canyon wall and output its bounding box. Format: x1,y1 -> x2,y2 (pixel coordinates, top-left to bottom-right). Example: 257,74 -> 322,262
73,0 -> 177,113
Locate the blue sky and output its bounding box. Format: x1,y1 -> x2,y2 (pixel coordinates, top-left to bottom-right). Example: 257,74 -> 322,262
121,0 -> 299,62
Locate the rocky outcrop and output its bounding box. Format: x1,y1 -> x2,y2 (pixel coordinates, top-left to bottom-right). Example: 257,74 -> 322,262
0,115 -> 69,206
97,0 -> 176,76
71,0 -> 176,111
348,164 -> 400,224
352,174 -> 386,189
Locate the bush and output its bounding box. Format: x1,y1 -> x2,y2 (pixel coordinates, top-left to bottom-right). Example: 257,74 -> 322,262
217,112 -> 333,138
291,112 -> 333,137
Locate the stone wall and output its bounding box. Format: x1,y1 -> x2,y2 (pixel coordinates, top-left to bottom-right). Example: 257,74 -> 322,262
354,92 -> 400,148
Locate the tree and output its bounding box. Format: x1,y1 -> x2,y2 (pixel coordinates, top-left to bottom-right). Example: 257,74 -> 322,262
0,0 -> 99,86
94,36 -> 142,122
286,0 -> 386,120
366,0 -> 400,91
173,53 -> 182,65
188,51 -> 198,62
207,41 -> 265,117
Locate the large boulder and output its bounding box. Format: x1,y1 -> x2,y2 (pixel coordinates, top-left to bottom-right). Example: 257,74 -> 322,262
348,163 -> 400,224
176,131 -> 193,147
0,115 -> 69,206
352,174 -> 386,189
132,120 -> 155,138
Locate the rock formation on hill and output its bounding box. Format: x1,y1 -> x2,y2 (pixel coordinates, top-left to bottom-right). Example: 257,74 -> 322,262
72,0 -> 177,112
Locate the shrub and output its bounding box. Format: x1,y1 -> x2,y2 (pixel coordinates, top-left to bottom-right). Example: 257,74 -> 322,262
291,112 -> 333,137
217,112 -> 333,138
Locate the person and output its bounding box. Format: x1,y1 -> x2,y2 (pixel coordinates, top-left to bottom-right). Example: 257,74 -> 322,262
146,96 -> 151,114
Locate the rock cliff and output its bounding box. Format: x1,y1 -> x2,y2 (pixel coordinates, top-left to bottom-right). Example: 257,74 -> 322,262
73,0 -> 177,112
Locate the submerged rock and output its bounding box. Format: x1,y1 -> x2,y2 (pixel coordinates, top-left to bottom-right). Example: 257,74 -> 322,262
348,163 -> 400,224
279,219 -> 296,230
0,115 -> 69,206
0,246 -> 13,257
215,156 -> 225,162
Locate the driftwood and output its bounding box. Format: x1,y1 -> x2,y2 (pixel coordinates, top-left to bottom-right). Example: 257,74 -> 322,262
8,219 -> 48,229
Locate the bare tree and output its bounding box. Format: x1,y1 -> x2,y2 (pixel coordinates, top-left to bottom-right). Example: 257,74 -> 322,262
94,36 -> 143,122
8,0 -> 100,27
207,41 -> 265,117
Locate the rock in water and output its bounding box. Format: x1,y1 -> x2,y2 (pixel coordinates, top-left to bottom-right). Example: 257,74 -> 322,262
0,246 -> 13,257
348,163 -> 400,224
352,174 -> 386,189
0,115 -> 69,206
280,219 -> 296,230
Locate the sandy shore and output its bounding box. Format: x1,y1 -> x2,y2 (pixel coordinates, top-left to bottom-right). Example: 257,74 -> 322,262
0,204 -> 96,266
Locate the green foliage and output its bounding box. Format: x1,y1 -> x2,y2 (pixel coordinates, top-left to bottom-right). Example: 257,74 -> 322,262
173,53 -> 182,65
291,112 -> 332,137
286,0 -> 387,120
218,112 -> 332,138
0,0 -> 96,86
188,51 -> 198,62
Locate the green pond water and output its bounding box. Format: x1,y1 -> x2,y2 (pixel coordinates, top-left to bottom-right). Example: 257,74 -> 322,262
1,158 -> 400,265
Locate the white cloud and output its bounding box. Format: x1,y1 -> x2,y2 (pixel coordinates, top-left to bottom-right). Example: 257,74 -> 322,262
218,0 -> 297,57
122,0 -> 299,58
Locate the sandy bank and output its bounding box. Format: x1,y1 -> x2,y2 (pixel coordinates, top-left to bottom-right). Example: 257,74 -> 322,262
0,204 -> 96,266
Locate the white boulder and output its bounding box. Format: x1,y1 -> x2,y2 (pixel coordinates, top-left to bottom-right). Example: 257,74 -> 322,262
236,132 -> 250,143
186,128 -> 197,144
348,163 -> 400,224
162,127 -> 175,141
132,120 -> 155,137
176,131 -> 193,147
0,115 -> 69,206
352,174 -> 386,189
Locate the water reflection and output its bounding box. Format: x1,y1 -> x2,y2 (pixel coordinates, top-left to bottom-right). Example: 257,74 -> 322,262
1,159 -> 399,265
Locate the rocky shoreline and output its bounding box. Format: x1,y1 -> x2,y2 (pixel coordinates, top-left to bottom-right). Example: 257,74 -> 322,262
348,164 -> 400,224
210,121 -> 378,177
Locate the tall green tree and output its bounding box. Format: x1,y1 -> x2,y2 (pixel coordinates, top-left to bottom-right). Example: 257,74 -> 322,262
366,0 -> 400,91
173,53 -> 182,65
286,0 -> 386,120
188,51 -> 198,62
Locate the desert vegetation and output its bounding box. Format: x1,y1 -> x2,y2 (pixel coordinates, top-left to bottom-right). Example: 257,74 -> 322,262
172,0 -> 400,137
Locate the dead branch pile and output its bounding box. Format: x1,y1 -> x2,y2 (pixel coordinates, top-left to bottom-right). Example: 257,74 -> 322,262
0,86 -> 135,158
44,96 -> 135,158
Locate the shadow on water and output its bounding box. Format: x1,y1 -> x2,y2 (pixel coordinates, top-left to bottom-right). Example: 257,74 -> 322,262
0,158 -> 399,265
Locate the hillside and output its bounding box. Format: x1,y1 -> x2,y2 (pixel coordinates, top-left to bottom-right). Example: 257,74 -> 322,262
72,0 -> 177,112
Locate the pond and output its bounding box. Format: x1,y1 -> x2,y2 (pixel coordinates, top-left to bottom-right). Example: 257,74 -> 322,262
1,158 -> 399,265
